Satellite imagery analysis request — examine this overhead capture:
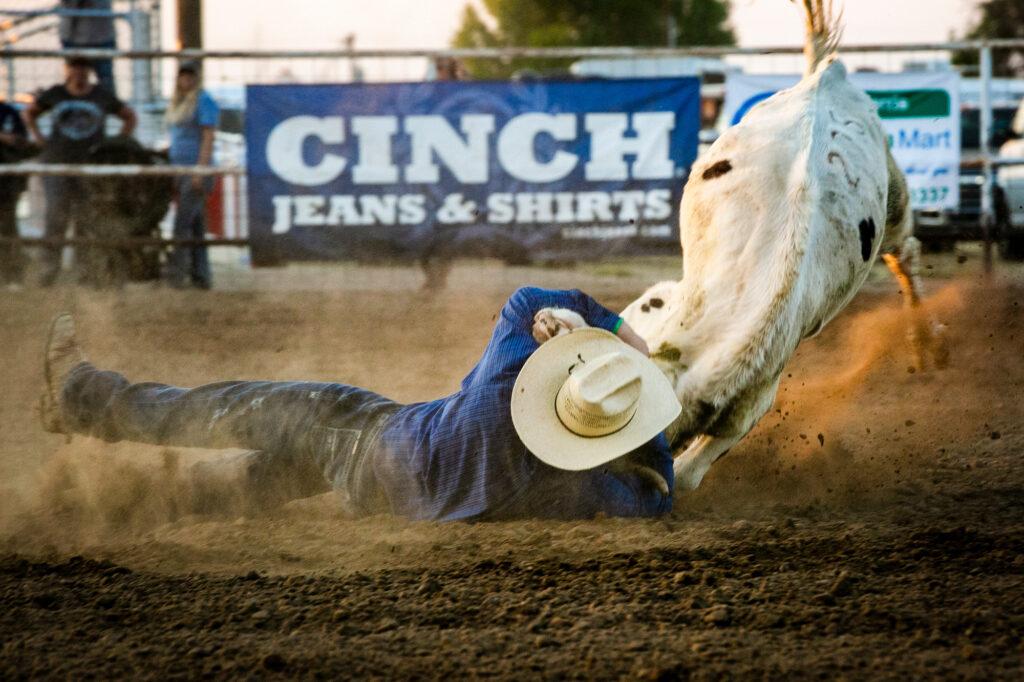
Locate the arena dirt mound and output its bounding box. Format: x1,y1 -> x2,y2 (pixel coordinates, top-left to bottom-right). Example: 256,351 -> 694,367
1,261 -> 1022,677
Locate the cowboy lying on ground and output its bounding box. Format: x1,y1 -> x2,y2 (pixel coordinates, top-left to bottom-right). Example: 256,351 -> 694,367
39,287 -> 681,522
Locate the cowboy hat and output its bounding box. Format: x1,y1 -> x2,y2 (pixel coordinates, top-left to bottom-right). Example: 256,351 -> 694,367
511,327 -> 681,471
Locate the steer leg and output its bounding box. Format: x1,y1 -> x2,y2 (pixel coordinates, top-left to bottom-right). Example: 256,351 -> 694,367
673,433 -> 740,491
671,377 -> 780,492
881,236 -> 948,370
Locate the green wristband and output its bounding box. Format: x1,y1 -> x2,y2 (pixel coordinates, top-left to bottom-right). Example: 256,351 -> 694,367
612,317 -> 624,335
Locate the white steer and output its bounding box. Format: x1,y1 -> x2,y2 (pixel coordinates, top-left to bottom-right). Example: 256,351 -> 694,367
622,0 -> 946,492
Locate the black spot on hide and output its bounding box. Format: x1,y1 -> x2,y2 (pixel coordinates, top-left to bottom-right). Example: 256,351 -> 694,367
641,304 -> 651,313
701,159 -> 732,181
858,218 -> 876,262
653,344 -> 681,362
694,400 -> 717,426
649,298 -> 664,309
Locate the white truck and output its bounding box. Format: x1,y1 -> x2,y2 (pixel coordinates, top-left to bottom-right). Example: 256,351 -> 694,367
997,100 -> 1024,259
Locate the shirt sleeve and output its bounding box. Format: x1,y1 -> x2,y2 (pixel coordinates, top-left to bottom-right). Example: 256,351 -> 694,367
585,436 -> 675,518
564,288 -> 622,333
502,286 -> 622,334
612,434 -> 675,517
507,444 -> 673,520
459,287 -> 623,389
2,106 -> 27,138
196,92 -> 220,128
100,87 -> 126,115
11,110 -> 26,137
34,87 -> 59,113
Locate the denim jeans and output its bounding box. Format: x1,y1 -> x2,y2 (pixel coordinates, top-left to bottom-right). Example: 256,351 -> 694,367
41,176 -> 86,285
168,176 -> 212,288
61,363 -> 401,516
0,194 -> 22,284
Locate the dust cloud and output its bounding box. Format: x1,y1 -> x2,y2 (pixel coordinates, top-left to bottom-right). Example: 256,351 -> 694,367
0,261 -> 1020,575
674,281 -> 975,517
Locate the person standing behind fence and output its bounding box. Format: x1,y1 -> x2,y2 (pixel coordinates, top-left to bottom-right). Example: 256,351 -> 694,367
419,57 -> 467,291
59,0 -> 118,96
166,61 -> 219,290
25,56 -> 137,288
0,100 -> 30,289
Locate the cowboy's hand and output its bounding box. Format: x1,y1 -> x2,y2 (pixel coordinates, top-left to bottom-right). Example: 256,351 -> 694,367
532,308 -> 585,344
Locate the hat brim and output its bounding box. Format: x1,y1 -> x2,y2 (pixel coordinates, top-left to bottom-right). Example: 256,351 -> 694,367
511,327 -> 681,471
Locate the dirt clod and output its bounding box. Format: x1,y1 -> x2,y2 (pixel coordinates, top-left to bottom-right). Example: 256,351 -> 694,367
262,653 -> 287,672
703,605 -> 731,626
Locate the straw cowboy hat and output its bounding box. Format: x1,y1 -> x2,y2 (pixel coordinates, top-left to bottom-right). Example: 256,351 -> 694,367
511,328 -> 681,471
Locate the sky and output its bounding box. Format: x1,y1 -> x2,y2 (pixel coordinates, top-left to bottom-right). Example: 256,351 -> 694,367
160,0 -> 979,52
730,0 -> 974,47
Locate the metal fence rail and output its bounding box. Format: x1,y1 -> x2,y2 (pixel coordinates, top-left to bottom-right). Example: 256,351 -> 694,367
0,163 -> 241,177
9,39 -> 1024,57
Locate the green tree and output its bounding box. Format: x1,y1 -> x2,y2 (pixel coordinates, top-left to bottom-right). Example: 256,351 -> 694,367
953,0 -> 1024,77
451,0 -> 735,79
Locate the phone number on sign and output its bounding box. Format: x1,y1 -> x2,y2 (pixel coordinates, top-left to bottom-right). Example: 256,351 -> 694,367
911,186 -> 950,205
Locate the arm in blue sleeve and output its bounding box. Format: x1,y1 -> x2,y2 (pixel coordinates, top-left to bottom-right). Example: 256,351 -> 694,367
615,435 -> 675,517
557,465 -> 671,519
196,92 -> 220,127
565,288 -> 623,333
501,287 -> 550,329
502,287 -> 622,334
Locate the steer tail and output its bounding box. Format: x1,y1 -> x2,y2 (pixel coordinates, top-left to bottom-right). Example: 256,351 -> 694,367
795,0 -> 843,75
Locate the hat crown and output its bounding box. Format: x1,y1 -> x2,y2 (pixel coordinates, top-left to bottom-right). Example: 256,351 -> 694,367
510,326 -> 682,471
556,352 -> 642,437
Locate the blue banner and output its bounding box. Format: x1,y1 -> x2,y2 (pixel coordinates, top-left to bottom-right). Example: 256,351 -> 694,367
245,78 -> 700,264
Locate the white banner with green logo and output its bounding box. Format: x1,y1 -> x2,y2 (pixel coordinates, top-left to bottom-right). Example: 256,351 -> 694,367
722,72 -> 961,210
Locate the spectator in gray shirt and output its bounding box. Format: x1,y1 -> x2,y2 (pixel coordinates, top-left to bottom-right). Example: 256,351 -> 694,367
25,57 -> 136,287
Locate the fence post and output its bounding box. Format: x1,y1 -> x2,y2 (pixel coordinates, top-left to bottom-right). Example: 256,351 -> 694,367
128,9 -> 154,106
979,43 -> 994,275
3,47 -> 13,102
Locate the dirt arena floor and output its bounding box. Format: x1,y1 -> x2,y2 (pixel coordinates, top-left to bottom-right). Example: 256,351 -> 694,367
1,251 -> 1023,678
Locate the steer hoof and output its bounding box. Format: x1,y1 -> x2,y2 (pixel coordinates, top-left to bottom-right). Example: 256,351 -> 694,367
610,462 -> 669,496
929,322 -> 950,370
634,465 -> 670,496
673,460 -> 710,493
908,317 -> 949,372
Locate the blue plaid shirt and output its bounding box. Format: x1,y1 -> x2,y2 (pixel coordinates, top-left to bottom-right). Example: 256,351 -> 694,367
374,287 -> 674,522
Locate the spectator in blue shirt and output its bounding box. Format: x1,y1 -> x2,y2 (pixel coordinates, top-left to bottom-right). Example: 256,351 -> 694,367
166,60 -> 219,290
39,287 -> 681,522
